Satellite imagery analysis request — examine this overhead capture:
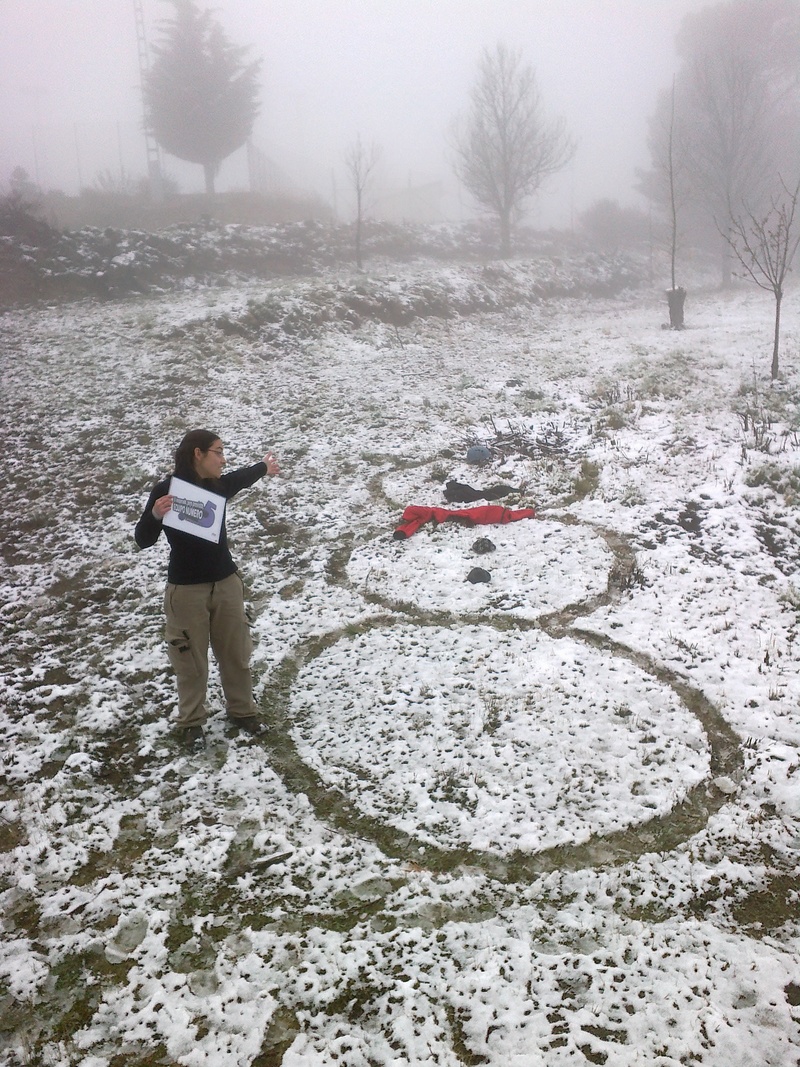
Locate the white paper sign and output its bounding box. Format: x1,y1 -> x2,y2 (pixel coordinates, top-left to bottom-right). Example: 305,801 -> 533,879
162,476 -> 226,544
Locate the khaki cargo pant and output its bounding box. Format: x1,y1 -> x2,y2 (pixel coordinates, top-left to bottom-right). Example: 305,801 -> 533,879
164,572 -> 256,728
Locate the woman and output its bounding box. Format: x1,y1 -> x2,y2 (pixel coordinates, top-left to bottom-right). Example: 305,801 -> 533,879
135,429 -> 280,750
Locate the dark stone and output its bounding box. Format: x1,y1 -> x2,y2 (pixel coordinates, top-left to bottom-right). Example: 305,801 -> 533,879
466,567 -> 491,584
472,537 -> 496,554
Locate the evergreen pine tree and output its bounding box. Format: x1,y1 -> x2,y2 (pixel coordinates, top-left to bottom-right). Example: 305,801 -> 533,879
145,0 -> 261,194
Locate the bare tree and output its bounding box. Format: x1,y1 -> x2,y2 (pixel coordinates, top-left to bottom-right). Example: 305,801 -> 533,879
642,0 -> 800,286
724,178 -> 800,379
665,78 -> 687,327
640,76 -> 694,311
344,134 -> 381,269
451,43 -> 575,257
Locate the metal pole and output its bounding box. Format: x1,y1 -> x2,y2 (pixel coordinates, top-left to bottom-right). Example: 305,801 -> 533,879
133,0 -> 163,202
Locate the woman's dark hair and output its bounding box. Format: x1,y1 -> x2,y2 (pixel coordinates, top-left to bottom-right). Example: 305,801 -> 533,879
174,429 -> 221,482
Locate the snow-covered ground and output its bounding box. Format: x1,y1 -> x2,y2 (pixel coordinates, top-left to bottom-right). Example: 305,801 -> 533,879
1,264 -> 799,1066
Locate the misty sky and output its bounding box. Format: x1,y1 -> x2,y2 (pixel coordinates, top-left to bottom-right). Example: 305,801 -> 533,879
1,0 -> 716,227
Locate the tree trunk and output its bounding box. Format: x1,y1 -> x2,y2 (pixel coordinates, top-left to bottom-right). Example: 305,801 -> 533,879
499,210 -> 511,258
355,188 -> 363,268
666,287 -> 687,329
771,291 -> 782,380
668,78 -> 678,291
355,215 -> 363,269
720,237 -> 733,288
203,163 -> 217,196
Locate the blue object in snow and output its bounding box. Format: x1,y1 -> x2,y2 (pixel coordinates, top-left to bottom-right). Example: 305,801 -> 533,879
466,445 -> 492,465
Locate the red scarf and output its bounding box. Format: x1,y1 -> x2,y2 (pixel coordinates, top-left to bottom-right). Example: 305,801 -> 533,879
393,504 -> 536,540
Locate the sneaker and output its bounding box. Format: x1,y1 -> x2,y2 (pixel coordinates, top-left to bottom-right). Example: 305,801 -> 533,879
182,724 -> 206,751
231,716 -> 267,737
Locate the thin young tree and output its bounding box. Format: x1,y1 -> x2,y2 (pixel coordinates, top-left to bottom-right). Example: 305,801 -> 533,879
665,78 -> 687,327
344,134 -> 381,269
451,43 -> 574,257
642,0 -> 800,286
724,178 -> 800,379
144,0 -> 261,195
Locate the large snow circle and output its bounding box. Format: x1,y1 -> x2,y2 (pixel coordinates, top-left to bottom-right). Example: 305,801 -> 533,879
290,624 -> 710,855
347,517 -> 611,618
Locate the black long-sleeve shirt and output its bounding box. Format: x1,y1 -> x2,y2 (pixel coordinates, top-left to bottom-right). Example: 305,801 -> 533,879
135,462 -> 267,584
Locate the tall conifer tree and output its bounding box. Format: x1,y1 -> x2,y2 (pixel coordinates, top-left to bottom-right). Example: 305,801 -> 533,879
145,0 -> 261,194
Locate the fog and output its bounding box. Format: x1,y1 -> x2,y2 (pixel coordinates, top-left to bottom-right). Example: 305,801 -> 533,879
1,0 -> 715,228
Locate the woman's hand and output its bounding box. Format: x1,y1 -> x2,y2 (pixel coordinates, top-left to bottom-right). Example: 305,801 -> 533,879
263,451 -> 280,476
152,495 -> 173,521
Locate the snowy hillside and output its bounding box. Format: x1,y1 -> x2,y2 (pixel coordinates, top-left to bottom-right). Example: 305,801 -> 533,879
1,245 -> 799,1065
